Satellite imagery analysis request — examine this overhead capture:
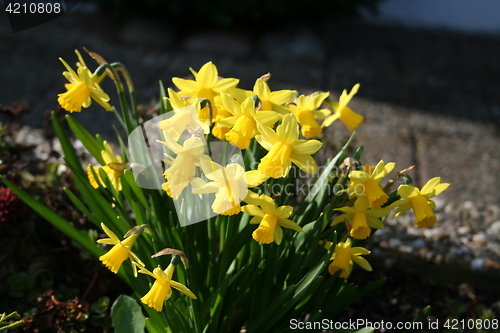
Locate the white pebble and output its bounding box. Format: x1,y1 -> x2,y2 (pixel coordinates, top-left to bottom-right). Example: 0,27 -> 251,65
471,258 -> 485,270
472,233 -> 487,243
411,238 -> 427,249
389,238 -> 401,248
487,221 -> 500,236
457,226 -> 471,235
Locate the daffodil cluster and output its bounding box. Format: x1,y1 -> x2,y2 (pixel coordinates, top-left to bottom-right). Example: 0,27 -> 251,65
150,62 -> 370,244
324,161 -> 449,278
43,52 -> 454,330
96,222 -> 197,312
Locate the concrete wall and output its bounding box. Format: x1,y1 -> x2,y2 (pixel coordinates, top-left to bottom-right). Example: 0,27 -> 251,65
369,0 -> 500,33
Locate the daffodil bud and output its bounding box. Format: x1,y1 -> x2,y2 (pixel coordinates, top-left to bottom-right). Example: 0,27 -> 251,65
199,98 -> 211,109
251,95 -> 260,108
124,224 -> 150,238
151,248 -> 189,268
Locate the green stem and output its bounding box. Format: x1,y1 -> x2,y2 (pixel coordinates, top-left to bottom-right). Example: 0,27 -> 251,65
112,62 -> 140,126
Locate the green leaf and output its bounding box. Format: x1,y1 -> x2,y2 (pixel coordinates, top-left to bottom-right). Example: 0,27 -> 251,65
402,305 -> 431,333
64,187 -> 101,227
145,318 -> 164,333
353,145 -> 364,161
0,176 -> 102,258
296,131 -> 356,226
159,80 -> 171,114
352,278 -> 386,303
51,111 -> 85,176
123,170 -> 150,210
246,285 -> 296,333
66,115 -> 105,164
111,295 -> 146,333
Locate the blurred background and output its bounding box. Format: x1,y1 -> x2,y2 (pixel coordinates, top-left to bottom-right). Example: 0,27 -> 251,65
1,0 -> 500,330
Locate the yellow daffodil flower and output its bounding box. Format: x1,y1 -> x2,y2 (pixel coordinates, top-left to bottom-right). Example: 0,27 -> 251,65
159,89 -> 210,141
158,136 -> 208,200
348,160 -> 395,209
231,76 -> 295,114
252,77 -> 295,114
137,263 -> 197,312
97,223 -> 145,276
241,194 -> 303,244
289,92 -> 331,138
245,170 -> 269,188
57,57 -> 112,112
172,61 -> 239,120
217,94 -> 280,149
88,141 -> 129,192
255,114 -> 322,178
331,197 -> 390,239
391,177 -> 450,228
328,239 -> 372,278
192,158 -> 248,215
322,84 -> 364,131
211,94 -> 233,140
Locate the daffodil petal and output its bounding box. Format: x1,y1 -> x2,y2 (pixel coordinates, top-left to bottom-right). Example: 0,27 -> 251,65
275,205 -> 293,218
331,214 -> 349,226
172,77 -> 199,94
322,112 -> 340,128
243,190 -> 260,204
366,207 -> 391,218
432,183 -> 450,197
289,153 -> 318,175
191,182 -> 221,194
170,280 -> 197,299
213,78 -> 240,93
258,194 -> 277,212
277,114 -> 299,143
249,216 -> 263,224
338,84 -> 360,112
253,78 -> 270,98
366,216 -> 385,229
100,223 -> 119,243
398,185 -> 420,199
310,92 -> 330,109
196,62 -> 218,88
246,170 -> 269,187
255,111 -> 280,126
274,225 -> 283,245
313,109 -> 331,119
278,218 -> 303,232
348,170 -> 367,183
255,121 -> 279,148
350,246 -> 371,256
394,203 -> 412,217
220,93 -> 241,116
242,204 -> 265,217
290,139 -> 322,155
97,239 -> 117,245
351,255 -> 372,271
268,90 -> 295,105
